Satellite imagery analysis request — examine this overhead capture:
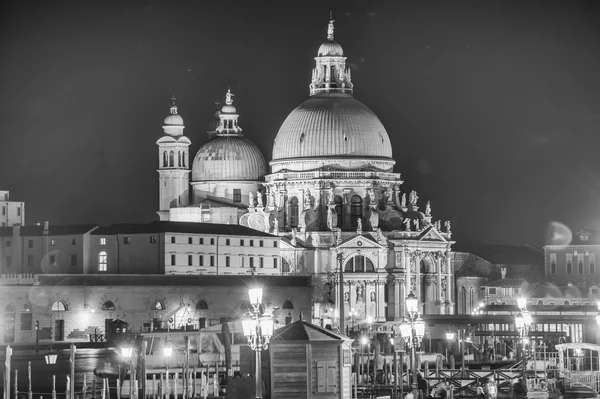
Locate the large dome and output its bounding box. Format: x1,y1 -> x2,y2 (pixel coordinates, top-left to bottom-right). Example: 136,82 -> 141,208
192,136 -> 266,181
271,95 -> 393,161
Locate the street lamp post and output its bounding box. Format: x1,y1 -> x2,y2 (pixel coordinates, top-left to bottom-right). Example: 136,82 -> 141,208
399,292 -> 425,399
515,297 -> 532,394
445,331 -> 455,367
242,287 -> 274,399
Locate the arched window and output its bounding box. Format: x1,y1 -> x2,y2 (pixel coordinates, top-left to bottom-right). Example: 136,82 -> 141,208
182,152 -> 186,168
460,287 -> 467,314
163,151 -> 168,167
334,196 -> 343,228
344,255 -> 375,272
102,301 -> 115,311
98,251 -> 107,272
564,300 -> 570,306
282,300 -> 294,309
153,300 -> 164,310
579,260 -> 584,274
350,195 -> 362,227
196,300 -> 208,310
169,151 -> 174,167
178,151 -> 182,167
282,258 -> 290,273
469,287 -> 474,313
23,304 -> 31,312
51,301 -> 67,311
537,300 -> 544,306
289,197 -> 299,228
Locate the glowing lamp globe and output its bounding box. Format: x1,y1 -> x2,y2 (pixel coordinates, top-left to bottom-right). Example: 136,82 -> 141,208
414,316 -> 425,340
406,292 -> 418,315
515,313 -> 524,329
517,297 -> 527,310
242,313 -> 257,337
361,336 -> 368,345
259,315 -> 274,337
163,346 -> 173,357
248,288 -> 263,307
45,352 -> 58,365
121,347 -> 133,358
445,331 -> 455,341
399,318 -> 411,339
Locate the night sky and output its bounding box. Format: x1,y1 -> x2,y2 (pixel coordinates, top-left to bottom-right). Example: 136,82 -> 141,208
1,0 -> 600,247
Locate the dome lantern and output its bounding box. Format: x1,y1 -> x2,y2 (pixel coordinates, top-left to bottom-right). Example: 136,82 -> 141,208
162,95 -> 185,136
311,20 -> 353,96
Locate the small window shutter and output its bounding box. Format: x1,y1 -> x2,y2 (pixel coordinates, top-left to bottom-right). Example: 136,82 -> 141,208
326,360 -> 337,393
317,361 -> 327,393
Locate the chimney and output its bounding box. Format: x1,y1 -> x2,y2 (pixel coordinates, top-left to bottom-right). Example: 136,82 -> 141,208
501,267 -> 507,279
43,220 -> 49,235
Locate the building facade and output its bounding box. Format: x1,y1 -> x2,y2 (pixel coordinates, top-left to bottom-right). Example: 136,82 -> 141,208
0,190 -> 25,227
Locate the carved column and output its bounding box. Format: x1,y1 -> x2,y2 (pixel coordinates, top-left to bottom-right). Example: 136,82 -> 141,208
436,252 -> 442,307
343,189 -> 351,231
399,276 -> 406,318
414,251 -> 421,303
404,249 -> 411,299
445,251 -> 453,315
349,280 -> 356,317
377,280 -> 386,322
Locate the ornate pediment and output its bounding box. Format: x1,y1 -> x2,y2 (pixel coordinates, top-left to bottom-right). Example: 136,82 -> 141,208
417,226 -> 447,243
337,233 -> 387,250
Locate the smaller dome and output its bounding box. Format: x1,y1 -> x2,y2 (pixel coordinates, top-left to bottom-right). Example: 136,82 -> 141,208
318,40 -> 344,57
164,113 -> 184,126
221,104 -> 237,114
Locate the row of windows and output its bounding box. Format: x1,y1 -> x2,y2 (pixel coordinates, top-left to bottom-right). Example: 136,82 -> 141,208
161,150 -> 187,168
97,236 -> 277,247
283,195 -> 363,228
5,254 -> 77,268
96,252 -> 279,271
550,260 -> 596,275
171,254 -> 278,268
5,238 -> 78,248
1,206 -> 22,216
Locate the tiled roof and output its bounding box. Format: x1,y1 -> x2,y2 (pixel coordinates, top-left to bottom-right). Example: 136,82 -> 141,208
527,282 -> 588,298
452,244 -> 543,265
91,221 -> 276,237
0,224 -> 98,237
483,278 -> 527,288
272,320 -> 345,342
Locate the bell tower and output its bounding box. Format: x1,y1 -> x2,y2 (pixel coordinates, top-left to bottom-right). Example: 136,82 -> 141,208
156,96 -> 191,220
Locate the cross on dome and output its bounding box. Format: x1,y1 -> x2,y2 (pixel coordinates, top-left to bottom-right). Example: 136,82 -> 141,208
170,95 -> 178,114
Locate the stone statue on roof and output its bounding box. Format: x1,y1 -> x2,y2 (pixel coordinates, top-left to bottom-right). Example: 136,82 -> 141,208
248,191 -> 255,207
425,201 -> 431,216
445,220 -> 452,233
400,193 -> 406,209
256,191 -> 263,207
225,89 -> 234,105
327,20 -> 335,40
403,218 -> 411,231
409,190 -> 419,206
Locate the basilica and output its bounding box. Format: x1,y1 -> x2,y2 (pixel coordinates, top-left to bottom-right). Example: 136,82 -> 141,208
155,20 -> 455,329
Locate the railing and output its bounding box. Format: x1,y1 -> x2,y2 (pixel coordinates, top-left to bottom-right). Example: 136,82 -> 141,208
265,170 -> 401,182
564,370 -> 600,392
0,273 -> 35,284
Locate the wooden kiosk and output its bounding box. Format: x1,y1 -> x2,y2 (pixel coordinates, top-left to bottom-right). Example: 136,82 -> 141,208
270,320 -> 353,399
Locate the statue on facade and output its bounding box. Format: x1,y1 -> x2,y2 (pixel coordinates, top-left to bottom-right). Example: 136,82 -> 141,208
356,284 -> 364,302
357,218 -> 363,233
327,205 -> 337,231
248,191 -> 255,208
327,20 -> 335,40
291,228 -> 297,246
445,220 -> 452,233
414,219 -> 420,230
328,186 -> 335,204
425,201 -> 431,216
225,88 -> 234,105
403,218 -> 411,231
400,193 -> 407,209
304,189 -> 312,210
269,190 -> 276,209
370,291 -> 376,302
272,217 -> 279,232
435,220 -> 441,230
256,191 -> 263,207
409,190 -> 419,206
367,188 -> 375,204
344,291 -> 349,303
